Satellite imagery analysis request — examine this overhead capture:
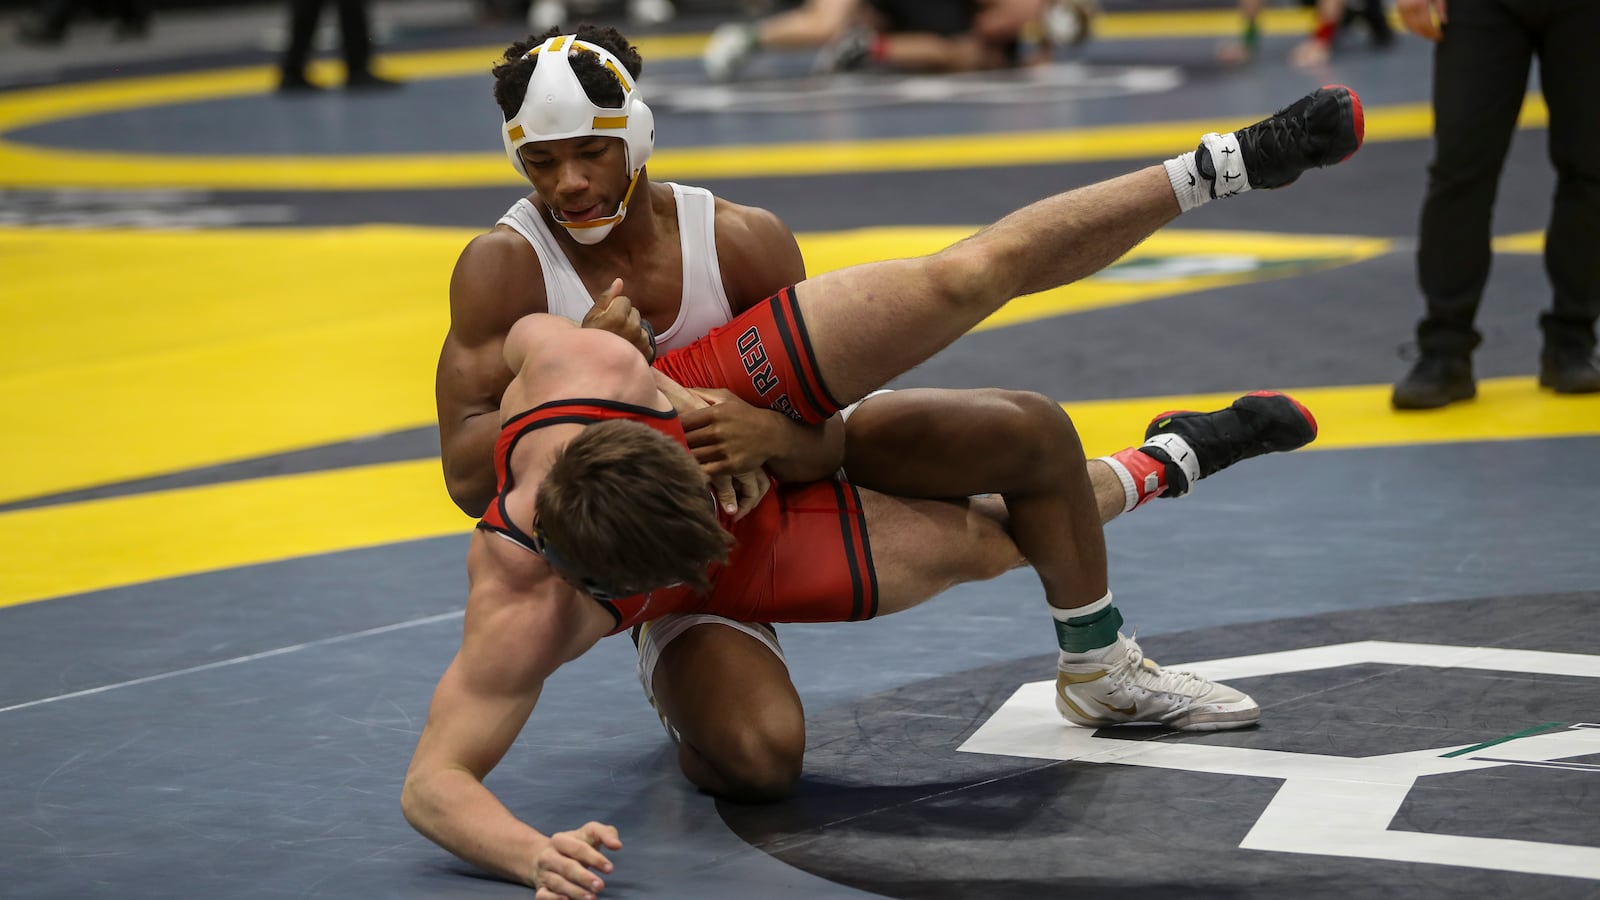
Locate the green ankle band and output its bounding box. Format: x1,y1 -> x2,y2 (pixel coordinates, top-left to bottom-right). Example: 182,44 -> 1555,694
1054,605 -> 1124,653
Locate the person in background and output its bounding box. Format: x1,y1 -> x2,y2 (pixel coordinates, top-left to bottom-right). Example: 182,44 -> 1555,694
15,0 -> 149,45
704,0 -> 1054,80
526,0 -> 676,32
1390,0 -> 1600,407
277,0 -> 402,92
1217,0 -> 1392,68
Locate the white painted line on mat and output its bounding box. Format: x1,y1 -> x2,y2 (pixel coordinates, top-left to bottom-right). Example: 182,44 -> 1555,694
0,609 -> 464,714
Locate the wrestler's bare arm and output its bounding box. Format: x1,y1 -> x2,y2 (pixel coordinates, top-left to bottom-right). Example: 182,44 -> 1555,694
402,537 -> 616,891
713,201 -> 807,315
437,229 -> 548,517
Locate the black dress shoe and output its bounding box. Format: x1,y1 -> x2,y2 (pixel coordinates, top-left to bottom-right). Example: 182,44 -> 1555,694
345,72 -> 403,91
1392,354 -> 1476,410
277,72 -> 325,94
1539,349 -> 1600,394
112,14 -> 150,41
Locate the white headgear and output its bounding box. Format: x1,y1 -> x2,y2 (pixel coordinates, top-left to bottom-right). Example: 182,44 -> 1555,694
501,34 -> 656,245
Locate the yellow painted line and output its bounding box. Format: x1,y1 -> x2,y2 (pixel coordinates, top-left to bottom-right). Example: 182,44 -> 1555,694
3,376 -> 1594,609
1,224 -> 460,503
1094,9 -> 1375,38
0,28 -> 1551,189
0,459 -> 470,608
2,224 -> 1386,502
1072,378 -> 1600,458
1494,231 -> 1545,254
0,99 -> 1550,189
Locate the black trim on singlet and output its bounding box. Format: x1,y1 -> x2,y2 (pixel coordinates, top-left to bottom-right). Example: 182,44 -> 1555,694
592,598 -> 624,630
777,286 -> 843,416
481,397 -> 681,555
788,287 -> 844,413
500,397 -> 679,433
850,479 -> 879,619
768,289 -> 828,422
476,520 -> 534,551
832,479 -> 866,621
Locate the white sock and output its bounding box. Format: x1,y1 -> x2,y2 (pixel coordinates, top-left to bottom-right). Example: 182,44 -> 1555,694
1094,455 -> 1139,514
1164,152 -> 1209,213
1051,593 -> 1112,623
1167,131 -> 1254,212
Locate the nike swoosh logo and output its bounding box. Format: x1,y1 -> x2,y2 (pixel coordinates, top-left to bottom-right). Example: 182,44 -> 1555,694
1097,699 -> 1137,716
1186,173 -> 1196,186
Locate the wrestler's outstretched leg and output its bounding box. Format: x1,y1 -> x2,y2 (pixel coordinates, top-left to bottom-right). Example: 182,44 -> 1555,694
795,86 -> 1365,408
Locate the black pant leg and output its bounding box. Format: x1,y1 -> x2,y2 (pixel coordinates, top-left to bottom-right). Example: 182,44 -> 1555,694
1533,0 -> 1600,354
336,0 -> 373,77
31,0 -> 79,32
281,0 -> 326,78
1414,0 -> 1536,354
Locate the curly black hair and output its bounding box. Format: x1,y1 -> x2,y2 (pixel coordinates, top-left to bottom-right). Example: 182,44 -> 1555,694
492,25 -> 644,121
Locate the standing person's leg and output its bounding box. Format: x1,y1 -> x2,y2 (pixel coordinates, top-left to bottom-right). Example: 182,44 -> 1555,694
1395,0 -> 1534,408
336,0 -> 371,77
337,0 -> 398,87
109,0 -> 148,38
17,0 -> 76,43
279,0 -> 326,91
1532,0 -> 1600,392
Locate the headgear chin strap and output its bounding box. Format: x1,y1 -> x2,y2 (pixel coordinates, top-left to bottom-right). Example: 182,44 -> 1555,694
502,34 -> 656,245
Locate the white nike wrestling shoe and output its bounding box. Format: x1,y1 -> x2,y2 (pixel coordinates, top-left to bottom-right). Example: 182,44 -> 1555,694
1056,633 -> 1260,732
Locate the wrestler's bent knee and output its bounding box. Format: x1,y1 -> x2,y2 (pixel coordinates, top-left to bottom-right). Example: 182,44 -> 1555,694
685,722 -> 804,803
1001,389 -> 1086,467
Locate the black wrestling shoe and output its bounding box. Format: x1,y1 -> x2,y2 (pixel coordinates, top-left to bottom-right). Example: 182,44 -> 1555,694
1138,391 -> 1319,497
1196,85 -> 1365,197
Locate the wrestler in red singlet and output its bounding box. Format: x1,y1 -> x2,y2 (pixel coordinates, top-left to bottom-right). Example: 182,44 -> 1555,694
478,396 -> 877,635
